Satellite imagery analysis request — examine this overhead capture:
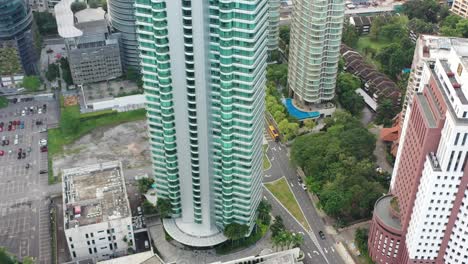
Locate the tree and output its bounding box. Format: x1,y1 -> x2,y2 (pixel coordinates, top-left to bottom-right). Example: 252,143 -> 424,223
156,198 -> 172,219
375,99 -> 396,127
267,64 -> 288,87
22,257 -> 35,264
369,16 -> 386,40
403,0 -> 440,23
33,12 -> 58,35
257,200 -> 272,225
336,73 -> 364,116
142,199 -> 158,215
137,177 -> 154,194
456,19 -> 468,37
303,119 -> 316,129
22,76 -> 41,92
60,58 -> 73,85
355,228 -> 369,253
224,223 -> 249,245
441,15 -> 462,28
341,22 -> 358,48
101,0 -> 107,12
0,97 -> 8,109
279,25 -> 290,46
408,18 -> 435,34
88,0 -> 100,8
70,1 -> 87,13
270,216 -> 285,237
46,63 -> 60,82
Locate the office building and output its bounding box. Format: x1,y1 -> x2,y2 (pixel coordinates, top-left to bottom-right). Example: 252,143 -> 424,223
62,161 -> 134,262
107,0 -> 140,70
0,0 -> 39,75
210,248 -> 303,264
135,0 -> 267,247
56,4 -> 123,84
368,36 -> 468,264
287,0 -> 345,112
268,0 -> 280,52
451,0 -> 468,18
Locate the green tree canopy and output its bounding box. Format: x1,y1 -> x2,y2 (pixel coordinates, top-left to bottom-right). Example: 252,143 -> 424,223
156,198 -> 172,218
336,72 -> 364,116
408,18 -> 435,34
46,63 -> 60,82
267,64 -> 288,87
137,177 -> 154,194
257,200 -> 272,225
22,76 -> 41,92
375,99 -> 397,127
88,0 -> 100,8
342,22 -> 358,48
402,0 -> 442,23
270,216 -> 285,237
291,111 -> 384,221
224,223 -> 249,241
33,12 -> 57,35
71,2 -> 87,13
60,58 -> 73,85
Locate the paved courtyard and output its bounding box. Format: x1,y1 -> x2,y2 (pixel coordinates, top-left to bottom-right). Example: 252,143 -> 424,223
0,98 -> 60,263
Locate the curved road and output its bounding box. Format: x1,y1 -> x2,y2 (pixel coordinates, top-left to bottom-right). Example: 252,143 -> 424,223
263,130 -> 346,264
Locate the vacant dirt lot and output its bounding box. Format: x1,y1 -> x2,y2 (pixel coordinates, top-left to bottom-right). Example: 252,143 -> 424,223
53,120 -> 151,174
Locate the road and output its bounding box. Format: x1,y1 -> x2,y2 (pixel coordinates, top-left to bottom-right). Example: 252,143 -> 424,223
263,128 -> 345,264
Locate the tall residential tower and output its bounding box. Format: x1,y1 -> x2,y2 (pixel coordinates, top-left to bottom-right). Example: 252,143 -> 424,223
287,0 -> 345,110
135,0 -> 267,247
107,0 -> 140,70
267,0 -> 280,52
368,36 -> 468,264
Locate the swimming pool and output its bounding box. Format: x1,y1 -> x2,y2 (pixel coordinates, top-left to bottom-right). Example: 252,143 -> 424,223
283,98 -> 320,120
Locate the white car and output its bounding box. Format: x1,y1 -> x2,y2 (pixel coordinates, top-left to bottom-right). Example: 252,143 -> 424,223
38,108 -> 42,114
39,139 -> 47,146
301,183 -> 307,191
14,139 -> 18,145
21,110 -> 25,116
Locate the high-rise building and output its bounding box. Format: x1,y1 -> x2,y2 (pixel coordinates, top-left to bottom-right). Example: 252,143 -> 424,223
107,0 -> 140,70
267,0 -> 280,52
451,0 -> 468,18
56,4 -> 123,85
0,0 -> 39,75
135,0 -> 267,247
287,0 -> 345,110
368,36 -> 468,264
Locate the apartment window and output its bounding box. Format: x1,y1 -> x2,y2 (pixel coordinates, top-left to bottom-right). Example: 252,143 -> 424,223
69,237 -> 73,242
88,248 -> 92,254
455,133 -> 461,145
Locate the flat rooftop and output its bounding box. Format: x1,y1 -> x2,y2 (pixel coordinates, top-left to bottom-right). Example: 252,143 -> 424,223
62,161 -> 130,229
374,195 -> 401,230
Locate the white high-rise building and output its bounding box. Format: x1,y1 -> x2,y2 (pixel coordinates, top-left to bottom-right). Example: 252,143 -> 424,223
287,0 -> 345,109
135,0 -> 267,247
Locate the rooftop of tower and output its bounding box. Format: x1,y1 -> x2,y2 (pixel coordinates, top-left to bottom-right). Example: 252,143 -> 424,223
62,161 -> 131,229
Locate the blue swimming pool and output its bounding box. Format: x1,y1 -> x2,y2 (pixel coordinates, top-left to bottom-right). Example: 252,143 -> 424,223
283,98 -> 320,120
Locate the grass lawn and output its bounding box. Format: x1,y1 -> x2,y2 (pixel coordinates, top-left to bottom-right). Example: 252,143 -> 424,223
215,221 -> 268,255
265,177 -> 311,230
47,108 -> 146,184
263,145 -> 271,170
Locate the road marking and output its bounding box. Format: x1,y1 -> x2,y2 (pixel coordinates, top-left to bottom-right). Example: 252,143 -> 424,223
279,146 -> 282,151
313,250 -> 319,255
331,247 -> 335,253
324,248 -> 328,254
290,183 -> 294,187
270,156 -> 275,161
307,253 -> 312,258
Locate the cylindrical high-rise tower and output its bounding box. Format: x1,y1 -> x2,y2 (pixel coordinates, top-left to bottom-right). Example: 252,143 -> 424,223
287,0 -> 345,108
0,0 -> 38,75
268,0 -> 280,52
135,0 -> 267,247
107,0 -> 140,70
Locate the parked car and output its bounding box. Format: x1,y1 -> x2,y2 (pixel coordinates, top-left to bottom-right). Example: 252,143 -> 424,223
14,139 -> 18,145
21,152 -> 26,159
318,231 -> 326,240
39,170 -> 48,174
25,163 -> 30,169
0,150 -> 4,156
301,183 -> 307,191
41,146 -> 48,152
38,108 -> 42,114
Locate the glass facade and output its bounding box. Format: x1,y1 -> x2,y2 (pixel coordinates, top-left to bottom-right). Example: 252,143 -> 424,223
108,0 -> 140,70
135,0 -> 266,239
0,0 -> 38,75
267,0 -> 280,51
288,0 -> 345,105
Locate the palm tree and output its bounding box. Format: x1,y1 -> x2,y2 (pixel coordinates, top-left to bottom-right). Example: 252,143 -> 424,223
291,233 -> 304,249
257,200 -> 272,224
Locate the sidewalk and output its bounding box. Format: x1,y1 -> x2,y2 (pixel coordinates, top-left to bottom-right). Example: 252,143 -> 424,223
146,218 -> 273,264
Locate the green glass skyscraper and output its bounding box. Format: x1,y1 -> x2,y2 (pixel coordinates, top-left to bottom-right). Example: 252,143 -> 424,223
135,0 -> 267,246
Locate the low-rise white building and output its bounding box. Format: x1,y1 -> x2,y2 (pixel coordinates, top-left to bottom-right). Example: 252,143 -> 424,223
62,161 -> 135,262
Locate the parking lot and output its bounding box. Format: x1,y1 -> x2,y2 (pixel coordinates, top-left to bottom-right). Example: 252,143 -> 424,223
0,97 -> 59,263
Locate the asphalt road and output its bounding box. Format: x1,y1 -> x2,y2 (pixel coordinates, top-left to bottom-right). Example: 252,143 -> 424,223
263,129 -> 345,264
0,98 -> 60,264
